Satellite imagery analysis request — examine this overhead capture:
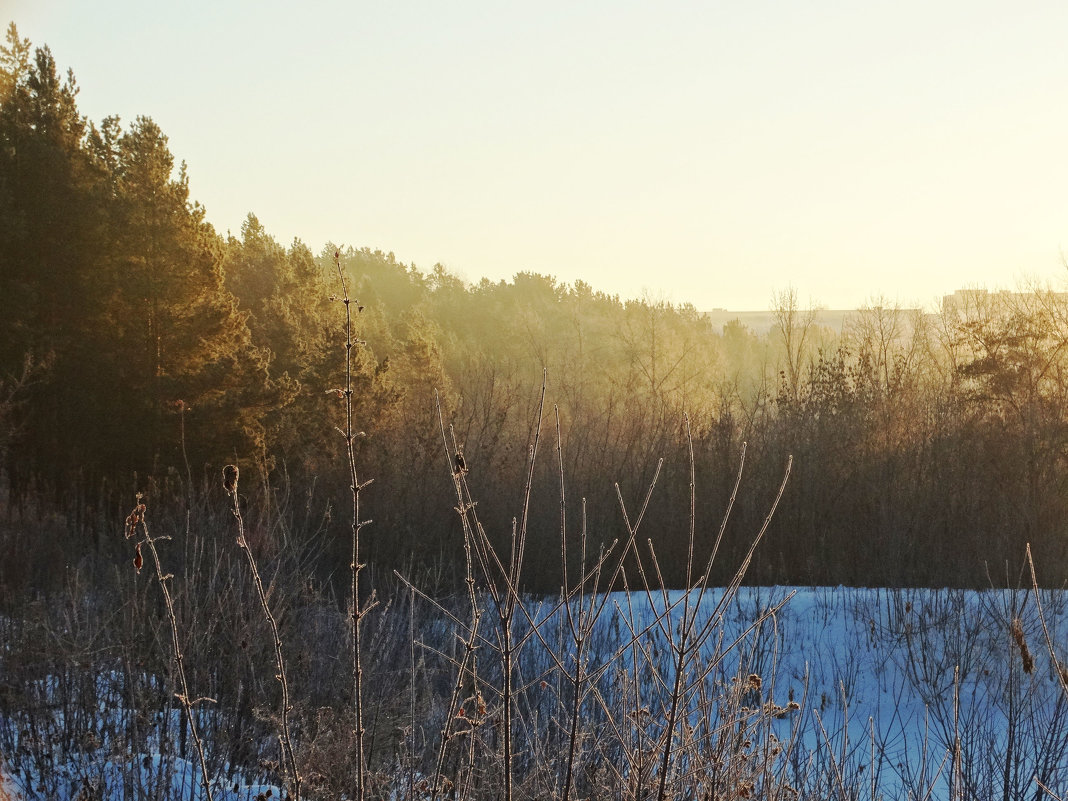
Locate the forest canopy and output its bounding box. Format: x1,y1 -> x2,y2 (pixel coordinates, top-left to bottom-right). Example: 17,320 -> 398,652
3,23 -> 1068,589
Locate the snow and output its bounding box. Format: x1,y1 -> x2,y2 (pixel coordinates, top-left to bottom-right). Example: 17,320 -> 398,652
4,586 -> 1068,798
0,759 -> 22,801
0,670 -> 284,801
517,585 -> 1068,798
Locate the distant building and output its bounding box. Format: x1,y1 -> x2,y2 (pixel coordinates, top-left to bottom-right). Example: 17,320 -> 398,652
939,287 -> 1068,315
705,288 -> 1068,338
702,307 -> 908,336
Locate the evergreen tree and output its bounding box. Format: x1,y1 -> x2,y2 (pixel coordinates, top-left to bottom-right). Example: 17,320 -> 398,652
0,26 -> 109,481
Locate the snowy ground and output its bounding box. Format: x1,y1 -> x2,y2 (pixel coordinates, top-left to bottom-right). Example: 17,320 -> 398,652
3,586 -> 1067,799
521,585 -> 1068,798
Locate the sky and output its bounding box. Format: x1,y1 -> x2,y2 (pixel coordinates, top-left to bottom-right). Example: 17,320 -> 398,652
7,1 -> 1068,311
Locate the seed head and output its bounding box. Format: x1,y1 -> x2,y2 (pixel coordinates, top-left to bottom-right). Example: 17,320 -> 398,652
223,464 -> 240,496
1010,617 -> 1034,674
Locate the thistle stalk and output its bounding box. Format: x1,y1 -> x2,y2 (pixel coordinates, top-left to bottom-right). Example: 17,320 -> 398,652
124,495 -> 215,801
334,249 -> 372,800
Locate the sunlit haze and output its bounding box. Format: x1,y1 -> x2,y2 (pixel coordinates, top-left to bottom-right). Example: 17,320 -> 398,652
10,1 -> 1068,311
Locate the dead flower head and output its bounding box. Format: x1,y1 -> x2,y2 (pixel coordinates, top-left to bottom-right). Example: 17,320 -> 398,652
223,464 -> 240,496
124,493 -> 147,539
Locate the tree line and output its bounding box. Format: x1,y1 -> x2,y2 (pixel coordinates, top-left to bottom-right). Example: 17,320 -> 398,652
3,23 -> 1068,590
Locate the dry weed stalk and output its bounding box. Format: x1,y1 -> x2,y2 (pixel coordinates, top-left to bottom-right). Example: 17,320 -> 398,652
597,415 -> 794,801
1027,544 -> 1068,698
438,376 -> 549,801
422,392 -> 486,799
123,494 -> 215,801
395,379 -> 800,801
224,468 -> 301,801
333,248 -> 376,801
1027,543 -> 1068,801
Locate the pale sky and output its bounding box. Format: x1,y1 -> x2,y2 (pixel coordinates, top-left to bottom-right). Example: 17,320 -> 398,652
8,1 -> 1068,311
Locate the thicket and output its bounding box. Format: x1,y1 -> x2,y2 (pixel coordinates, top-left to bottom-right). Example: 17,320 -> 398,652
4,23 -> 1068,593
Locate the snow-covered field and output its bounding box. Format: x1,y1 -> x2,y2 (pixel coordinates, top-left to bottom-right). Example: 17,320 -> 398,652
3,586 -> 1067,799
592,586 -> 1068,798
0,669 -> 284,801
